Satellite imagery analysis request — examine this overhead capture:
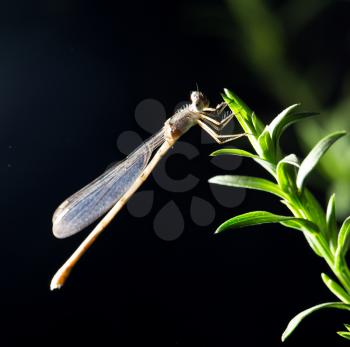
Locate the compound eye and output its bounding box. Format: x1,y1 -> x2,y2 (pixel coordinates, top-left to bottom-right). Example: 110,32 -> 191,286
191,91 -> 199,99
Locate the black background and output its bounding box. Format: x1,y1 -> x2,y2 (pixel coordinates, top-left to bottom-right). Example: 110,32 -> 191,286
1,1 -> 350,346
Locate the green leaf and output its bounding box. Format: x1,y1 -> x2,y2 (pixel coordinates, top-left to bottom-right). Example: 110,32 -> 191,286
222,88 -> 263,141
210,148 -> 260,159
215,211 -> 315,234
268,104 -> 317,146
338,324 -> 350,339
251,111 -> 265,135
299,189 -> 327,231
326,194 -> 337,253
223,88 -> 252,122
277,153 -> 300,167
338,331 -> 350,340
222,89 -> 265,154
276,154 -> 299,192
258,128 -> 275,161
282,302 -> 350,342
210,148 -> 277,177
296,131 -> 347,190
222,94 -> 253,135
209,175 -> 287,199
335,216 -> 350,269
321,273 -> 350,304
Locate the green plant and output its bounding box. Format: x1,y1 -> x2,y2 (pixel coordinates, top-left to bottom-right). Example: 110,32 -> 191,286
189,0 -> 350,219
209,88 -> 350,341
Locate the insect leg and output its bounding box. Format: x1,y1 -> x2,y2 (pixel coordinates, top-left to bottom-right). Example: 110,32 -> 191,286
197,120 -> 246,144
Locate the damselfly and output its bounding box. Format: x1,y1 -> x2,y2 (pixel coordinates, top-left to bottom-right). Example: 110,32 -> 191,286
51,91 -> 244,290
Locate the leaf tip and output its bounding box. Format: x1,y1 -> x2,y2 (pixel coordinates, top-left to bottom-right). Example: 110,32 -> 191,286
208,177 -> 215,184
214,226 -> 223,234
321,272 -> 329,283
281,330 -> 289,342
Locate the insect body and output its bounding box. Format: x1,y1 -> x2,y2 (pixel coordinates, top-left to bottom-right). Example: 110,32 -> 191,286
51,91 -> 243,290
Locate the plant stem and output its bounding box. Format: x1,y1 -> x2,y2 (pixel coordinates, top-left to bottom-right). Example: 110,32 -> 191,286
270,150 -> 350,297
288,189 -> 350,295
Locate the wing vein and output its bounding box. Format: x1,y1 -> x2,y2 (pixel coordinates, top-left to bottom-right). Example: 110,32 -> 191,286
52,129 -> 165,238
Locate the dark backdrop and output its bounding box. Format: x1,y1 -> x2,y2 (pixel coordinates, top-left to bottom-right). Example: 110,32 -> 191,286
1,1 -> 349,346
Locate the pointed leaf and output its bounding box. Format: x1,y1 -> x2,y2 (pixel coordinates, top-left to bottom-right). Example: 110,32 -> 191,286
222,89 -> 265,154
280,190 -> 326,233
268,104 -> 299,145
215,211 -> 315,234
276,154 -> 299,192
210,148 -> 276,177
277,153 -> 300,167
209,175 -> 287,199
210,148 -> 260,159
222,88 -> 262,141
282,302 -> 350,342
252,112 -> 265,135
296,131 -> 347,189
321,273 -> 350,304
326,194 -> 337,253
299,189 -> 327,230
223,88 -> 252,121
335,216 -> 350,269
221,93 -> 251,127
268,103 -> 317,145
258,128 -> 275,161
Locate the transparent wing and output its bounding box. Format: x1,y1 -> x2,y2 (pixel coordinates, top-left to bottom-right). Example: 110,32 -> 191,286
52,129 -> 165,238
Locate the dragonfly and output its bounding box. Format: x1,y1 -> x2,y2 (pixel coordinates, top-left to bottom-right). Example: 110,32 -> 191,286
50,90 -> 244,290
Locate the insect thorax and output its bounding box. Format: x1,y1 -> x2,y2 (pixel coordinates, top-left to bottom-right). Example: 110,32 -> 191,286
165,105 -> 200,142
